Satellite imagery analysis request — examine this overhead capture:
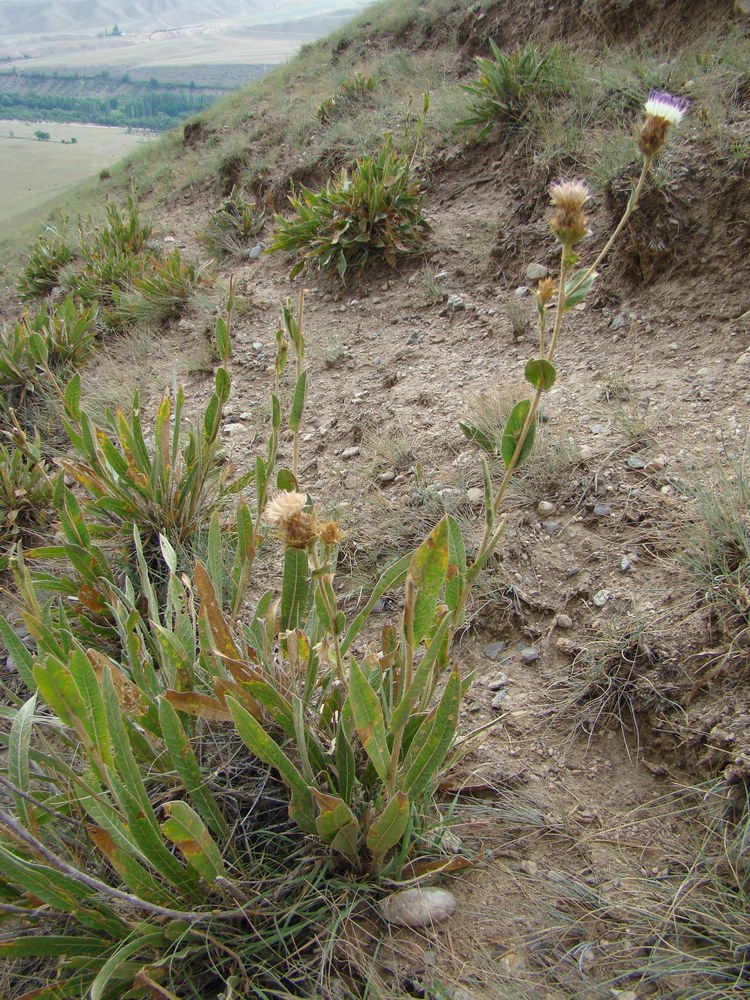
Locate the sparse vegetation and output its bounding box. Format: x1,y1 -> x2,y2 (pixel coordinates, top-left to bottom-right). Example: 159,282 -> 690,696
0,2 -> 748,997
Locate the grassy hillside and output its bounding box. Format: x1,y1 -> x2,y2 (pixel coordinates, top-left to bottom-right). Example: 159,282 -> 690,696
1,1 -> 749,998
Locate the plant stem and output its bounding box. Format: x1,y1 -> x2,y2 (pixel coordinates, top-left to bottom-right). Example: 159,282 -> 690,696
566,155 -> 652,300
308,543 -> 345,688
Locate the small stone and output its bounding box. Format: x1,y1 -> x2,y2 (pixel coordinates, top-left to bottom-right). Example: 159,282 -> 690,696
593,589 -> 612,607
610,992 -> 639,1000
735,351 -> 750,367
377,888 -> 457,928
447,294 -> 465,311
537,500 -> 556,516
627,455 -> 646,470
541,518 -> 559,535
466,487 -> 484,504
252,341 -> 263,351
222,422 -> 244,436
407,331 -> 420,344
444,989 -> 476,1000
525,262 -> 548,282
340,446 -> 361,459
556,613 -> 573,629
498,951 -> 525,975
247,245 -> 262,260
519,859 -> 539,876
589,423 -> 609,435
163,235 -> 176,243
515,285 -> 529,297
620,555 -> 633,572
609,315 -> 626,330
488,672 -> 509,691
594,503 -> 610,516
520,646 -> 540,664
482,641 -> 507,660
644,454 -> 668,473
375,470 -> 396,485
491,689 -> 508,710
579,445 -> 593,460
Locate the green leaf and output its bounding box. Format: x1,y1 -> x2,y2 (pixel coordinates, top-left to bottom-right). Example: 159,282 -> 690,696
366,791 -> 409,858
500,399 -> 536,469
408,516 -> 449,647
214,365 -> 231,406
401,666 -> 461,799
348,657 -> 390,784
458,420 -> 497,455
444,515 -> 466,617
0,615 -> 36,689
289,370 -> 307,432
280,546 -> 309,632
563,268 -> 598,310
89,932 -> 165,1000
340,552 -> 411,658
157,697 -> 227,837
0,936 -> 110,958
276,468 -> 299,492
524,357 -> 557,392
64,373 -> 81,420
312,789 -> 359,862
390,612 -> 452,734
161,801 -> 226,881
227,696 -> 316,833
8,693 -> 37,829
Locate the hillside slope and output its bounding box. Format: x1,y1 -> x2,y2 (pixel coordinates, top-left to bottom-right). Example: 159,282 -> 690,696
2,1 -> 750,997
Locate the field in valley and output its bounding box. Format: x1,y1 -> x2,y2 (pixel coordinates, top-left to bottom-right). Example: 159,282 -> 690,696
0,119 -> 150,228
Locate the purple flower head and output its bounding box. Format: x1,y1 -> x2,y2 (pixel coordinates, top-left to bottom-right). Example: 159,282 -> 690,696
644,90 -> 689,125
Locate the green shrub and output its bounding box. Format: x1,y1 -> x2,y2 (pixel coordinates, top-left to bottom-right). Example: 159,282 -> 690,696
17,235 -> 74,299
0,432 -> 55,560
108,249 -> 203,327
197,186 -> 266,259
317,72 -> 377,122
460,40 -> 557,139
270,133 -> 430,280
0,298 -> 97,420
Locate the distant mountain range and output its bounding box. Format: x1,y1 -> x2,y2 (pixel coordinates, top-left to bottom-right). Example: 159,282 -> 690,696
0,1 -> 369,38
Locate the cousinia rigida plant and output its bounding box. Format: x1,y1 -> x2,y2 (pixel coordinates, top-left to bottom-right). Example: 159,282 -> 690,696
224,91 -> 689,876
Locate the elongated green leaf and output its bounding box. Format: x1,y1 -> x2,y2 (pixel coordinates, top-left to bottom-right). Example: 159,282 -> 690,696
289,371 -> 307,432
366,791 -> 409,857
280,546 -> 309,632
335,722 -> 356,806
0,936 -> 109,958
161,801 -> 226,881
401,666 -> 461,799
408,516 -> 449,647
157,698 -> 226,837
524,357 -> 557,392
563,268 -> 598,310
500,399 -> 536,469
207,511 -> 223,610
8,693 -> 37,829
64,372 -> 81,421
89,932 -> 165,1000
341,553 -> 412,656
33,655 -> 87,732
214,366 -> 231,407
89,824 -> 180,907
227,696 -> 316,833
348,658 -> 390,784
390,612 -> 452,735
69,647 -> 113,769
276,468 -> 298,492
444,515 -> 466,617
0,615 -> 36,689
458,421 -> 497,455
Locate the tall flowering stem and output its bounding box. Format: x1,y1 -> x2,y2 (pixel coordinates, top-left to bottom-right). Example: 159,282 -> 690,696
454,90 -> 688,629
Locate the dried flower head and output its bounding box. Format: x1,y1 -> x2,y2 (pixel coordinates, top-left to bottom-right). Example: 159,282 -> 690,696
548,179 -> 590,248
319,519 -> 344,546
264,491 -> 317,548
537,276 -> 555,306
639,90 -> 689,157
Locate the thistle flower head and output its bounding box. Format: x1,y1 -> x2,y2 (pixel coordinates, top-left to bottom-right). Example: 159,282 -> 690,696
264,491 -> 317,548
639,90 -> 689,157
536,276 -> 555,306
548,179 -> 590,249
644,90 -> 689,125
319,519 -> 344,546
